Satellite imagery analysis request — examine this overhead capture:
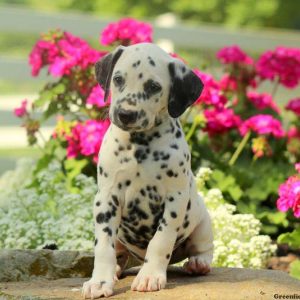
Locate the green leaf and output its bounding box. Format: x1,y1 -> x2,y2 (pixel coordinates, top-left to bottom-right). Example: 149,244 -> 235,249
278,228 -> 300,249
34,90 -> 53,108
211,169 -> 242,201
43,101 -> 59,120
290,260 -> 300,280
52,83 -> 65,94
65,158 -> 89,186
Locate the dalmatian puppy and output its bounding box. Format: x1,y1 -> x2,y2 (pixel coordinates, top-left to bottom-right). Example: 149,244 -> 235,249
82,43 -> 213,298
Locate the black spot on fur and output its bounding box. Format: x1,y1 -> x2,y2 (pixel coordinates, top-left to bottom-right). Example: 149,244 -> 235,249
141,119 -> 149,127
103,227 -> 112,236
134,148 -> 148,163
138,73 -> 143,79
99,166 -> 103,175
187,199 -> 191,210
175,130 -> 182,138
125,180 -> 131,186
166,254 -> 170,259
96,211 -> 112,224
130,132 -> 149,146
148,56 -> 156,66
166,170 -> 174,177
94,239 -> 98,246
112,195 -> 119,206
132,60 -> 141,68
96,201 -> 100,207
183,221 -> 190,228
171,212 -> 177,218
170,144 -> 179,149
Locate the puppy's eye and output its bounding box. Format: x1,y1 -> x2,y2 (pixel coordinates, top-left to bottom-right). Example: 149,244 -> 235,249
144,80 -> 162,96
113,75 -> 124,86
150,81 -> 162,93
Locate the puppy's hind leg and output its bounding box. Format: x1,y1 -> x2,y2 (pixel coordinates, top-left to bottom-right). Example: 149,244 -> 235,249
183,209 -> 214,275
115,240 -> 130,279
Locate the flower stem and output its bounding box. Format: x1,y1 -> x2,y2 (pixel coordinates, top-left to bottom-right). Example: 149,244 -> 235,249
271,77 -> 279,98
181,108 -> 192,125
229,131 -> 251,166
186,117 -> 200,142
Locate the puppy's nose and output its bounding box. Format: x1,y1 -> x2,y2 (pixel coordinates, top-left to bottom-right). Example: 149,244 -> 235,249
118,109 -> 138,125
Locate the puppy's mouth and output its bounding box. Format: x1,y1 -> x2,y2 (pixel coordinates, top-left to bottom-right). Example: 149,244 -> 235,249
112,119 -> 146,132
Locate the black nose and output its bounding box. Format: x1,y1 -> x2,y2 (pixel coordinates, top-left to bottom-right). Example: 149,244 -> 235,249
118,109 -> 138,125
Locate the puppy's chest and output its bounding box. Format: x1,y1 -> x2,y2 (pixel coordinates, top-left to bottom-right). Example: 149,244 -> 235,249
118,182 -> 165,249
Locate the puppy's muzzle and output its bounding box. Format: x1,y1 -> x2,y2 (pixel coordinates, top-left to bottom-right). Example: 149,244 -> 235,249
117,109 -> 138,126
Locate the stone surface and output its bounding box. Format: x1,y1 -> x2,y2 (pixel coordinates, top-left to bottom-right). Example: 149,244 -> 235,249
0,250 -> 139,282
0,267 -> 299,300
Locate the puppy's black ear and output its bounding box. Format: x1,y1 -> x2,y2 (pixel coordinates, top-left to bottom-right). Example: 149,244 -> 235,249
95,46 -> 124,102
168,61 -> 204,118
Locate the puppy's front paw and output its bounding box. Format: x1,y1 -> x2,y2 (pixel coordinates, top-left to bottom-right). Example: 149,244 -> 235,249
82,279 -> 114,299
183,255 -> 211,275
131,268 -> 166,292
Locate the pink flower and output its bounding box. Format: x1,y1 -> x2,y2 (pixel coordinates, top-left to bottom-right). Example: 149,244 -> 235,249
285,98 -> 300,116
217,45 -> 254,65
100,18 -> 153,46
29,30 -> 104,77
256,47 -> 300,88
66,119 -> 110,163
49,32 -> 104,77
295,163 -> 300,173
287,126 -> 300,140
193,69 -> 227,109
14,100 -> 28,118
239,115 -> 285,138
277,173 -> 300,218
86,85 -> 110,108
29,40 -> 59,76
247,91 -> 280,113
219,74 -> 238,92
204,108 -> 241,135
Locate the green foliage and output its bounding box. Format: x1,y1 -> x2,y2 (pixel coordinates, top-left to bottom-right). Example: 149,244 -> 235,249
185,121 -> 295,236
290,259 -> 300,280
2,0 -> 300,29
278,228 -> 300,249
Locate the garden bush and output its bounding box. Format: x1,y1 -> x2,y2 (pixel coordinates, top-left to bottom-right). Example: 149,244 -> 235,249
0,160 -> 276,269
8,17 -> 300,276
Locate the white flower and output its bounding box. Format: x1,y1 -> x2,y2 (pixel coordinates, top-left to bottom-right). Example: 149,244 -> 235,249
0,163 -> 276,267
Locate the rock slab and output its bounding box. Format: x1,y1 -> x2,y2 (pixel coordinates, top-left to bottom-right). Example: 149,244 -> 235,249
0,249 -> 138,281
0,267 -> 299,300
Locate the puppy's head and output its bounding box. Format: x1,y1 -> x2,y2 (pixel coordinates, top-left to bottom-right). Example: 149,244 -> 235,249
95,43 -> 203,131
